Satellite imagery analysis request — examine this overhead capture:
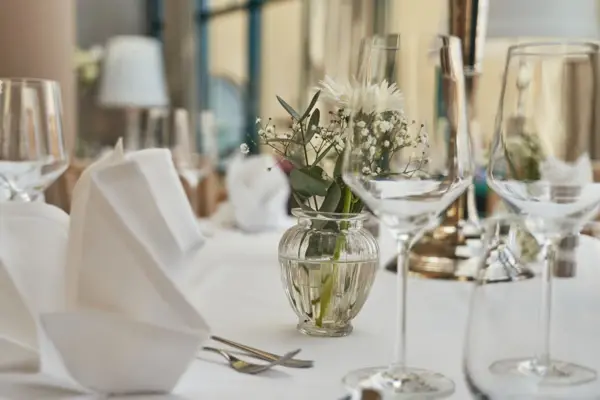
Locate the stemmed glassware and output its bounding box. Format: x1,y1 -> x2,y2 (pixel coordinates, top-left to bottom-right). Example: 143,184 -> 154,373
0,78 -> 68,201
487,42 -> 600,386
341,34 -> 473,397
140,107 -> 209,203
465,215 -> 600,398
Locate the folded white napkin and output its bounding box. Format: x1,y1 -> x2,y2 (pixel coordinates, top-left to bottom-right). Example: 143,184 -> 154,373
224,154 -> 291,232
0,140 -> 210,396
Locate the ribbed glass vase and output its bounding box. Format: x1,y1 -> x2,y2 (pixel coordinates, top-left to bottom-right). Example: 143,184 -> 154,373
278,209 -> 379,337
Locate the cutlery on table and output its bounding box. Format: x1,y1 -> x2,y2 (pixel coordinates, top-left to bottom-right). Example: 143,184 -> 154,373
210,335 -> 314,368
202,346 -> 300,374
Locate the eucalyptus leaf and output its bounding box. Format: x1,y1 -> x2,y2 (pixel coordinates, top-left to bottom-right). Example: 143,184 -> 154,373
299,90 -> 321,122
292,192 -> 314,211
304,108 -> 320,144
319,182 -> 341,213
276,95 -> 300,120
306,165 -> 328,182
290,168 -> 328,197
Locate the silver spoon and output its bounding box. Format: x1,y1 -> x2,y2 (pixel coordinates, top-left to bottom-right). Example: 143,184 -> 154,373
202,346 -> 301,374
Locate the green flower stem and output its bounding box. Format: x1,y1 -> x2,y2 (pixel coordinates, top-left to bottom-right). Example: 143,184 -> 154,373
316,186 -> 353,327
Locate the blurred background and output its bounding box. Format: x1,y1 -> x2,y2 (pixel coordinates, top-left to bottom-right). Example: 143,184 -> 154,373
1,0 -> 598,216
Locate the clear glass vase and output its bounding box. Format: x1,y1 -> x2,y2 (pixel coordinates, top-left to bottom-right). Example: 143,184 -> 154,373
278,209 -> 379,337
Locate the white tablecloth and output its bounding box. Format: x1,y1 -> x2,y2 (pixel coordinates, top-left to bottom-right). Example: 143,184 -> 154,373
0,225 -> 473,399
173,226 -> 473,400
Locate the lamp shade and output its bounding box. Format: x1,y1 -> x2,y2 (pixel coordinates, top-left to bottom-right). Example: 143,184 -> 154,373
98,36 -> 169,108
487,0 -> 599,38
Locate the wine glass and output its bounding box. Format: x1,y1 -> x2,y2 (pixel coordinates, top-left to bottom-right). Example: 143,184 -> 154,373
0,78 -> 68,201
465,214 -> 600,398
140,107 -> 210,215
141,107 -> 204,182
487,42 -> 600,385
341,34 -> 473,397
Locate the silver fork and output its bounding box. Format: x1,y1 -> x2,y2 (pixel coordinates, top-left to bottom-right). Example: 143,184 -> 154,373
202,346 -> 301,374
210,335 -> 314,368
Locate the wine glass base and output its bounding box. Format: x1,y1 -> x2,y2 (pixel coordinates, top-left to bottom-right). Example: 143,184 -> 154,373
490,357 -> 597,386
342,366 -> 455,399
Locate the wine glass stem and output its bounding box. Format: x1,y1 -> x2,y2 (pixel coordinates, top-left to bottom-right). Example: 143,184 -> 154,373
389,236 -> 410,371
536,237 -> 558,370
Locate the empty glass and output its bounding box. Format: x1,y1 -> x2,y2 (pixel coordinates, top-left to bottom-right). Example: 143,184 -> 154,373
487,42 -> 600,386
465,215 -> 600,398
341,33 -> 473,398
138,107 -> 209,194
0,78 -> 68,201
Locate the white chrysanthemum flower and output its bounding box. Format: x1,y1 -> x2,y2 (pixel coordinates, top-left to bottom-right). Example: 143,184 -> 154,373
376,167 -> 382,174
357,120 -> 366,128
383,140 -> 390,148
362,166 -> 371,174
371,80 -> 404,113
318,76 -> 404,114
318,76 -> 357,109
361,128 -> 369,137
255,117 -> 261,124
258,129 -> 265,136
240,143 -> 250,154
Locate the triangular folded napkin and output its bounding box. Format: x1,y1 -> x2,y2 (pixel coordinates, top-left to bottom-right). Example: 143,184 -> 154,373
0,140 -> 209,395
223,154 -> 291,232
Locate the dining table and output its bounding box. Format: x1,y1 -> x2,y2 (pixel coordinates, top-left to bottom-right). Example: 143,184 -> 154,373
173,222 -> 474,399
0,220 -> 474,400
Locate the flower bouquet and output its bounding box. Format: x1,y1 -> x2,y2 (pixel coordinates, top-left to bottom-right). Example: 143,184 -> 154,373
251,77 -> 429,336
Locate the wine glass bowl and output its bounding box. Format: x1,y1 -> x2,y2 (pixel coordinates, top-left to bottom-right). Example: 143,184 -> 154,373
487,42 -> 600,234
0,78 -> 68,201
343,34 -> 473,237
340,33 -> 473,398
465,215 -> 600,398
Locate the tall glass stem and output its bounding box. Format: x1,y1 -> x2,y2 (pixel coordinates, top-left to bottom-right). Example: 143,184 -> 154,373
389,235 -> 410,370
535,237 -> 559,372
